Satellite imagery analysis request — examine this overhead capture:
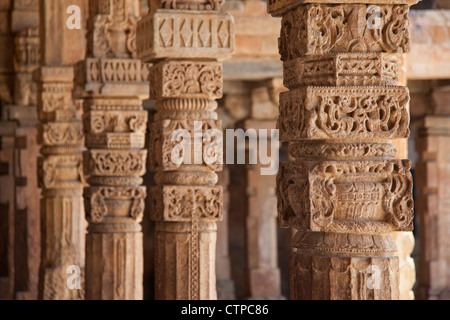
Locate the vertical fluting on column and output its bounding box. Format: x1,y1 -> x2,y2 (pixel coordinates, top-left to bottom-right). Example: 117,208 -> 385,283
37,66 -> 86,300
416,87 -> 450,300
76,0 -> 149,300
268,0 -> 418,299
137,0 -> 234,300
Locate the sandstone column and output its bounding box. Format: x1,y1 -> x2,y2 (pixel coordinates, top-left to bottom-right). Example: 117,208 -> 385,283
0,1 -> 41,300
416,86 -> 450,300
268,0 -> 417,299
37,0 -> 87,300
137,0 -> 235,299
76,0 -> 149,300
245,82 -> 283,299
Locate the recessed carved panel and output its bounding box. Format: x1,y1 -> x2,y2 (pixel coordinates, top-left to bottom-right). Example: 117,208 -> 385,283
278,86 -> 410,141
284,53 -> 399,88
150,185 -> 223,222
86,186 -> 147,223
277,160 -> 414,233
149,119 -> 222,171
137,10 -> 234,62
85,149 -> 147,177
149,60 -> 223,100
278,4 -> 411,60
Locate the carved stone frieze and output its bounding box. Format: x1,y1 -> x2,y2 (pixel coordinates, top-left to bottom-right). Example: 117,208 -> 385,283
284,53 -> 399,87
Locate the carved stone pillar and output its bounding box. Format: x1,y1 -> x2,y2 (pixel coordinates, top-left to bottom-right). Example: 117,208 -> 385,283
37,66 -> 86,300
37,0 -> 88,300
245,83 -> 283,299
268,0 -> 417,299
137,0 -> 235,299
416,86 -> 450,300
76,0 -> 149,300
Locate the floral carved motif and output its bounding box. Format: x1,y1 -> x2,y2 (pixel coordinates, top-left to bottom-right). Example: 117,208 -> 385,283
279,4 -> 411,61
149,61 -> 223,100
278,160 -> 414,233
278,87 -> 410,141
150,186 -> 222,222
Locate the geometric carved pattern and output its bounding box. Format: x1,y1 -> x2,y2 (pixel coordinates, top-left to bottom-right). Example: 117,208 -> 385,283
138,0 -> 233,300
284,53 -> 399,87
137,10 -> 234,61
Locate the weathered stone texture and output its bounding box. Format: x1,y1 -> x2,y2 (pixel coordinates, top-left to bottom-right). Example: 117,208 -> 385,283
138,0 -> 234,300
79,0 -> 149,300
269,0 -> 417,300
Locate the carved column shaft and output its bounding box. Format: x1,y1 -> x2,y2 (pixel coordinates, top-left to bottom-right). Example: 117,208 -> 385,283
37,66 -> 86,300
268,0 -> 417,299
37,0 -> 89,300
78,0 -> 149,300
138,0 -> 234,299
